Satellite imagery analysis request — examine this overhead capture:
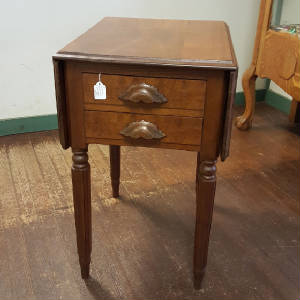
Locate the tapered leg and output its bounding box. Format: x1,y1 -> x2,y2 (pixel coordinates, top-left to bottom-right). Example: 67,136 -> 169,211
235,65 -> 257,130
194,155 -> 217,289
109,145 -> 120,198
72,148 -> 92,279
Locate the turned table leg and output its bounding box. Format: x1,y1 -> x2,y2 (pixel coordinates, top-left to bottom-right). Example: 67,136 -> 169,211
109,145 -> 120,198
194,154 -> 217,289
235,65 -> 257,130
72,148 -> 92,279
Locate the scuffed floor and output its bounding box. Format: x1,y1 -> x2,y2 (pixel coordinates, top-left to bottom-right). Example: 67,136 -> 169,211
0,103 -> 299,300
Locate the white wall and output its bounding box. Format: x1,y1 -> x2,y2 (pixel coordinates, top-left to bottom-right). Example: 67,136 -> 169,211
269,82 -> 292,99
0,0 -> 264,119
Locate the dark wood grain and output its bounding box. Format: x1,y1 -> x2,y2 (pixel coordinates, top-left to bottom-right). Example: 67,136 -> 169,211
79,60 -> 226,79
109,145 -> 120,198
53,59 -> 70,149
86,137 -> 202,151
53,17 -> 237,289
199,72 -> 226,160
72,148 -> 92,279
221,70 -> 238,161
57,17 -> 237,69
194,157 -> 217,289
65,62 -> 86,149
84,110 -> 203,148
82,73 -> 206,115
84,103 -> 202,118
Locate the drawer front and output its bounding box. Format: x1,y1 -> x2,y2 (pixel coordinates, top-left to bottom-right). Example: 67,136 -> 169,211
85,111 -> 202,147
82,73 -> 206,117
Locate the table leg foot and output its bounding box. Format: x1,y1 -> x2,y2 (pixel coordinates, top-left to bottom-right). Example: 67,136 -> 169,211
194,269 -> 205,290
80,263 -> 90,279
235,65 -> 257,131
109,145 -> 120,198
194,155 -> 216,289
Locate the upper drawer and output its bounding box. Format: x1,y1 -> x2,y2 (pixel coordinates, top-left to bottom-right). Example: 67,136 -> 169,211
82,73 -> 206,117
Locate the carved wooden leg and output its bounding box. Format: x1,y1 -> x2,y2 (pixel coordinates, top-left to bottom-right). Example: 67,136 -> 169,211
194,155 -> 217,289
72,148 -> 92,279
235,65 -> 257,130
109,145 -> 120,198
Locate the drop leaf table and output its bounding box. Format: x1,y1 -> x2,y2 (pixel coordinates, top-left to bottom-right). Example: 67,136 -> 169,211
53,17 -> 238,289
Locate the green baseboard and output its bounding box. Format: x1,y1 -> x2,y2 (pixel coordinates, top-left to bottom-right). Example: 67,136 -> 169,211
0,89 -> 292,137
0,115 -> 58,137
235,89 -> 266,106
264,89 -> 291,115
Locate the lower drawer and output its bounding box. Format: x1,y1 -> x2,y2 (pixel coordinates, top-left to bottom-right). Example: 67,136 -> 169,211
84,111 -> 202,148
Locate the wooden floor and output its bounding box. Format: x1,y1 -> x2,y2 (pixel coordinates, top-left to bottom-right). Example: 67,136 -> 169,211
0,103 -> 299,300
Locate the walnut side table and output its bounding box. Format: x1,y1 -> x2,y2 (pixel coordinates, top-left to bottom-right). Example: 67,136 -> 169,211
53,17 -> 238,289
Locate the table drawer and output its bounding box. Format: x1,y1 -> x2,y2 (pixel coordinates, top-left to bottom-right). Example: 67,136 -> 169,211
82,73 -> 206,117
85,110 -> 202,147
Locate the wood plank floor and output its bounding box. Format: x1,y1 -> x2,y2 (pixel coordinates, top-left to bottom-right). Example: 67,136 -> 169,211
0,103 -> 299,300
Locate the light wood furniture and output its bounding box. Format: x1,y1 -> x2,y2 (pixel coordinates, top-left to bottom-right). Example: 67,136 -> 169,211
236,0 -> 300,130
53,17 -> 238,289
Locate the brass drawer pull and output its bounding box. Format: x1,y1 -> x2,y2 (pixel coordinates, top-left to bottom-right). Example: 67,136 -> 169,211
120,120 -> 166,140
119,83 -> 168,104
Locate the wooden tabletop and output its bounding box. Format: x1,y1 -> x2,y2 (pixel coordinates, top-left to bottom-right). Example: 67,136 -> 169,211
56,17 -> 237,69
